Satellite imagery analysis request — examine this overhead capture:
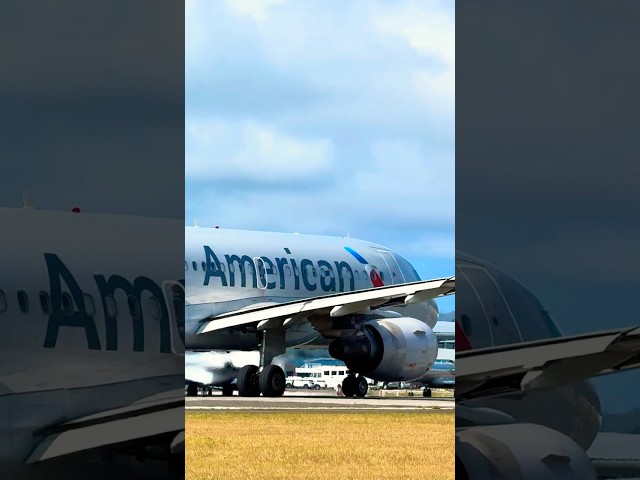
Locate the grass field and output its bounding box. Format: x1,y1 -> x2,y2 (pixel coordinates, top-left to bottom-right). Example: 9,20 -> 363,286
186,411 -> 454,480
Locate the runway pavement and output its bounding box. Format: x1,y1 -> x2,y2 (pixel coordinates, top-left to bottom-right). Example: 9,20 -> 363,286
185,389 -> 454,411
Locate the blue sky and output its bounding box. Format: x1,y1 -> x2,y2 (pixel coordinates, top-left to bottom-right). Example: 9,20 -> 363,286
185,0 -> 455,311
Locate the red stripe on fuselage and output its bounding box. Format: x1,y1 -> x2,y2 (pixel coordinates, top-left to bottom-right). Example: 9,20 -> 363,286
369,269 -> 384,288
456,321 -> 472,351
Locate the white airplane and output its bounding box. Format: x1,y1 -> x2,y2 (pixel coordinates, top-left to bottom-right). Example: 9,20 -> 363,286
0,201 -> 184,478
454,252 -> 640,479
185,226 -> 455,398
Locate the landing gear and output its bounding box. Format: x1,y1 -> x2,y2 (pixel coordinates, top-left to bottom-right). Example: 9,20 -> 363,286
237,365 -> 261,397
259,364 -> 286,397
423,387 -> 432,398
342,375 -> 357,397
341,374 -> 368,397
238,327 -> 287,397
187,382 -> 198,397
355,375 -> 368,397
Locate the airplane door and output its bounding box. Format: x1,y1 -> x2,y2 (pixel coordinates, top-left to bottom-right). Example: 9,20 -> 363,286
162,281 -> 185,354
377,250 -> 406,284
253,257 -> 267,289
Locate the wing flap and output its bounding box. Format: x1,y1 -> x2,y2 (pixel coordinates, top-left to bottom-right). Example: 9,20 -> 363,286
197,277 -> 455,334
27,390 -> 184,463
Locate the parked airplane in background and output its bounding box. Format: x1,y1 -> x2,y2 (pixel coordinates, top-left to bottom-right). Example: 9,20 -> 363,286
455,252 -> 640,479
0,200 -> 184,478
185,226 -> 455,398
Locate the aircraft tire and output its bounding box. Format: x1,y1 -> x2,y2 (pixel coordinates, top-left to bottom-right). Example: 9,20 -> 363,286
355,376 -> 368,397
342,375 -> 357,397
259,364 -> 286,397
187,382 -> 198,397
423,388 -> 432,398
237,365 -> 261,397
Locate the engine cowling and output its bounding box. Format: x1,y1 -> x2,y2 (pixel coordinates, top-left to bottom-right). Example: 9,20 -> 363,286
328,317 -> 437,381
456,424 -> 596,479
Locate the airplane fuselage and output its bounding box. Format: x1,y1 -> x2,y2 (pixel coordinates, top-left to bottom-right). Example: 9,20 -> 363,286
184,227 -> 436,351
0,207 -> 184,471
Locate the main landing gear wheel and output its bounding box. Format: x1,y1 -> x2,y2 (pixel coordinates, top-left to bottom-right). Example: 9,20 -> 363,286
187,383 -> 198,397
355,375 -> 368,397
423,388 -> 432,398
259,364 -> 286,397
237,365 -> 261,397
341,375 -> 358,397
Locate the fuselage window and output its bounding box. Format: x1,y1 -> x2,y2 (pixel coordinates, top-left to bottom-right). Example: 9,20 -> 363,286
61,292 -> 73,315
185,261 -> 188,271
294,267 -> 299,276
0,290 -> 6,313
149,297 -> 161,320
312,268 -> 317,278
229,263 -> 235,273
380,271 -> 385,281
220,263 -> 225,272
39,291 -> 51,314
127,295 -> 141,319
83,294 -> 96,316
354,270 -> 360,280
192,261 -> 197,271
104,295 -> 117,317
324,370 -> 329,375
17,290 -> 29,313
201,261 -> 206,271
331,370 -> 337,375
285,265 -> 291,276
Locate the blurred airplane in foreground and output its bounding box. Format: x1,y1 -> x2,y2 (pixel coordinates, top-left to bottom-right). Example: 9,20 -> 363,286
455,252 -> 640,479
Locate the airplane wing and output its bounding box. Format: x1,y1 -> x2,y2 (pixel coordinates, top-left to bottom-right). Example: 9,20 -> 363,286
26,389 -> 184,463
195,277 -> 455,334
457,326 -> 640,399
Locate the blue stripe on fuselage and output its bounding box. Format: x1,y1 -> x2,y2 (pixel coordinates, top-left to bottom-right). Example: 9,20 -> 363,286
344,246 -> 368,264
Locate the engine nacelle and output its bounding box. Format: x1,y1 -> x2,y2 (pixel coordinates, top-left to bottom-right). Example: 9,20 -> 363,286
328,317 -> 437,381
456,424 -> 596,480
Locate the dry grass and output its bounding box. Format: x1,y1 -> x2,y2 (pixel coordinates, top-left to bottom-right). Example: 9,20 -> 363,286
186,411 -> 454,480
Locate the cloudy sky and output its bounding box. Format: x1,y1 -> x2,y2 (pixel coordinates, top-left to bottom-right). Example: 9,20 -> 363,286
185,0 -> 455,312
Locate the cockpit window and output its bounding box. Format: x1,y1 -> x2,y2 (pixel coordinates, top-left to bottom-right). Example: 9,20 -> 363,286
496,268 -> 562,340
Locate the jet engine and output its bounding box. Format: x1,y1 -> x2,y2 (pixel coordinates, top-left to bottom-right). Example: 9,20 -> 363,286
456,424 -> 596,480
328,317 -> 437,381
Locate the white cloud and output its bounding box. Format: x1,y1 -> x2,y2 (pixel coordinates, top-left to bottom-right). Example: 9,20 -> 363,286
225,0 -> 288,24
372,1 -> 455,108
186,119 -> 332,181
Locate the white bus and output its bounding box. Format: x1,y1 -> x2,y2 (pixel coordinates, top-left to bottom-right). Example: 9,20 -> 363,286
292,362 -> 351,389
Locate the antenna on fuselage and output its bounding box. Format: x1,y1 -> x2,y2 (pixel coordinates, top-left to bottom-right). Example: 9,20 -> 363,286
22,191 -> 35,209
